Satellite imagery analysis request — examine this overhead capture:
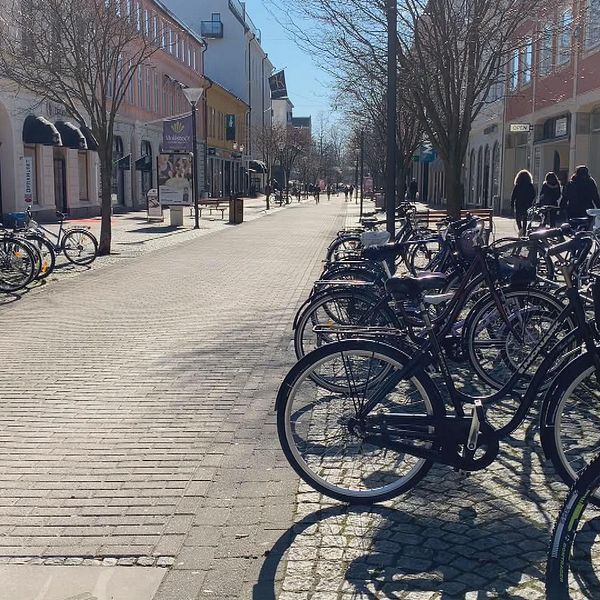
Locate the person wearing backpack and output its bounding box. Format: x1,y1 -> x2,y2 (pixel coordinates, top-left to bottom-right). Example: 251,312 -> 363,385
560,165 -> 600,222
511,169 -> 536,235
539,172 -> 562,227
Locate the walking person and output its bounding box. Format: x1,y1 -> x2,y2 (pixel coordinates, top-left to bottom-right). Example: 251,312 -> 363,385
349,184 -> 355,201
344,186 -> 349,202
560,165 -> 600,222
538,172 -> 562,227
326,185 -> 331,201
314,185 -> 320,204
408,178 -> 418,202
510,169 -> 536,235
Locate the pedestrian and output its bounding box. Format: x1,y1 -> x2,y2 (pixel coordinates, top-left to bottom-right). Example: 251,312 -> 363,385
264,182 -> 272,210
408,178 -> 418,202
560,165 -> 600,222
538,172 -> 562,227
314,185 -> 320,204
344,186 -> 349,202
510,169 -> 536,235
326,186 -> 331,201
349,184 -> 355,200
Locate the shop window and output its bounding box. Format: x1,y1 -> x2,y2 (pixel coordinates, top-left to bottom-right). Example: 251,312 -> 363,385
539,23 -> 553,76
137,66 -> 142,106
587,0 -> 600,49
522,38 -> 533,84
24,146 -> 38,205
78,152 -> 88,201
591,108 -> 600,132
557,9 -> 572,65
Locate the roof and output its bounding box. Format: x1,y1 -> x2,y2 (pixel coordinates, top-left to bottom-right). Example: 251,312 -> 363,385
153,0 -> 206,47
292,117 -> 312,128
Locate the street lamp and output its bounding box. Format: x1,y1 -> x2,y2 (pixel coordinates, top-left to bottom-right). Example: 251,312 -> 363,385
183,87 -> 204,229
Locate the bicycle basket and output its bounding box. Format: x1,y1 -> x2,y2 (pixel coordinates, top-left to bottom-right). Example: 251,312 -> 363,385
361,231 -> 391,248
457,220 -> 486,259
496,255 -> 537,286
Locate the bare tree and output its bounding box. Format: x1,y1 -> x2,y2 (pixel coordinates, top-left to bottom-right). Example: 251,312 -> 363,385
0,0 -> 167,253
275,124 -> 310,194
253,123 -> 280,209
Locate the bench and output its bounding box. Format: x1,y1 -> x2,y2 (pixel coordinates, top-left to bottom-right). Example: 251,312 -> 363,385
189,200 -> 228,220
414,208 -> 494,231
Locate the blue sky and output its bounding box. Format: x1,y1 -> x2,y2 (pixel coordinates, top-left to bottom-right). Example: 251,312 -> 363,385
245,1 -> 334,119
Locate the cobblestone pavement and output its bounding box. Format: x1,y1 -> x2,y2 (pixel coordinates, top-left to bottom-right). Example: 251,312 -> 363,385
0,195 -> 344,598
272,201 -> 599,600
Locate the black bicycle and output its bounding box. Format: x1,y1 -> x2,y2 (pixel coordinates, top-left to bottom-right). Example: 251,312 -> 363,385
276,235 -> 600,504
546,452 -> 600,599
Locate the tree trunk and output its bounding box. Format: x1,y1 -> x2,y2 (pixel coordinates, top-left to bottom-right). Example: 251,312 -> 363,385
444,157 -> 463,219
98,151 -> 113,256
397,163 -> 407,206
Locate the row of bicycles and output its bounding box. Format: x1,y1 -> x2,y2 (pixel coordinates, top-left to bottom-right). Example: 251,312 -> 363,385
0,206 -> 98,294
276,202 -> 600,597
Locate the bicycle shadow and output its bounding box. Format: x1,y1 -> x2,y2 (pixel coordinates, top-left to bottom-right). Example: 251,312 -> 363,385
253,477 -> 552,600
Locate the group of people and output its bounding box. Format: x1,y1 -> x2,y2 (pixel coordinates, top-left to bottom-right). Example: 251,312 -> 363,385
511,165 -> 600,234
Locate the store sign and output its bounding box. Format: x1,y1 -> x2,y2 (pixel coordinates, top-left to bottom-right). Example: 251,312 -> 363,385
24,157 -> 34,203
509,123 -> 532,133
163,115 -> 193,152
157,153 -> 193,206
555,117 -> 568,137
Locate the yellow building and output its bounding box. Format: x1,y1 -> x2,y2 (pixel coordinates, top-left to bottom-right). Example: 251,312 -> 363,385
206,80 -> 248,197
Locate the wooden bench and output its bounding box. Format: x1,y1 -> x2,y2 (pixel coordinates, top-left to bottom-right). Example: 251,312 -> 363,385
190,200 -> 228,220
414,208 -> 494,231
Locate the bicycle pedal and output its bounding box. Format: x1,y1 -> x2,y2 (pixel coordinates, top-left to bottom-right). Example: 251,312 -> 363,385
456,469 -> 471,478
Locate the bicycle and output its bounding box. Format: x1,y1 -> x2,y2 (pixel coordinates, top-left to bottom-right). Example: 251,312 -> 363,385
0,230 -> 37,292
24,207 -> 98,266
277,235 -> 600,504
546,452 -> 600,599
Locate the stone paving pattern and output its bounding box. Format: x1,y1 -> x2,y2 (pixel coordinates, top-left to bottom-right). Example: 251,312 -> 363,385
0,195 -> 598,599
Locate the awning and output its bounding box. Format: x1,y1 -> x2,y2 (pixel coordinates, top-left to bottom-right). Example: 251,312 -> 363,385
249,160 -> 267,174
80,126 -> 99,152
135,155 -> 152,172
54,121 -> 87,150
22,115 -> 61,146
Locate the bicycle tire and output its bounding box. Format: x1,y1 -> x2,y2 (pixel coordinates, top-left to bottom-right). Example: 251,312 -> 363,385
546,452 -> 600,599
0,237 -> 37,292
463,288 -> 573,390
26,233 -> 56,279
541,352 -> 600,503
62,229 -> 98,265
325,235 -> 362,262
294,288 -> 401,360
277,338 -> 445,503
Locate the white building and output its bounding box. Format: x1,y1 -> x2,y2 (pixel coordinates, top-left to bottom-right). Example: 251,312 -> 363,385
272,98 -> 293,128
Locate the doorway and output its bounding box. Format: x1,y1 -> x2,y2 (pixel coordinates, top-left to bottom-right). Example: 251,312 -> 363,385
53,157 -> 67,212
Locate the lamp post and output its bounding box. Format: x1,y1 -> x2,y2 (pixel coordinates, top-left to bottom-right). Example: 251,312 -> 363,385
385,0 -> 397,239
183,87 -> 205,229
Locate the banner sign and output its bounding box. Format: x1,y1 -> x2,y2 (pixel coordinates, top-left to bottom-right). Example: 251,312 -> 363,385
269,70 -> 288,99
225,114 -> 236,141
157,154 -> 193,206
163,115 -> 193,152
24,157 -> 34,203
363,176 -> 374,194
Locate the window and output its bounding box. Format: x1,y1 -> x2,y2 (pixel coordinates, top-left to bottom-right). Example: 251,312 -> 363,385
154,72 -> 160,112
128,60 -> 134,102
126,0 -> 132,19
78,152 -> 88,201
107,76 -> 113,98
176,33 -> 180,59
169,28 -> 173,53
136,2 -> 142,31
587,0 -> 600,48
146,67 -> 151,110
137,65 -> 142,105
510,48 -> 519,89
212,12 -> 220,21
162,21 -> 167,48
558,9 -> 572,65
144,10 -> 149,37
192,49 -> 197,71
539,23 -> 554,76
522,38 -> 533,84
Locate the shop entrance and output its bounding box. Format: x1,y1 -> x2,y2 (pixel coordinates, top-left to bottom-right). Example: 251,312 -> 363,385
53,157 -> 67,213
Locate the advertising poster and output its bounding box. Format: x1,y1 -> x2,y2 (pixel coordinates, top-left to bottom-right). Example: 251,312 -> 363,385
157,154 -> 193,206
162,115 -> 193,152
363,176 -> 374,194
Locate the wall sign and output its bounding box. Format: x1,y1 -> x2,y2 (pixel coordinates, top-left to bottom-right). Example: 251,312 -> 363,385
24,157 -> 34,203
509,123 -> 532,133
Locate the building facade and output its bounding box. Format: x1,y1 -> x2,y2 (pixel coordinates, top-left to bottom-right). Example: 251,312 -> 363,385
0,0 -> 208,220
160,0 -> 274,192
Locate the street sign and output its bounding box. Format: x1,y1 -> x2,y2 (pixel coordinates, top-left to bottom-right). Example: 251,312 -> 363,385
24,157 -> 33,203
509,123 -> 532,133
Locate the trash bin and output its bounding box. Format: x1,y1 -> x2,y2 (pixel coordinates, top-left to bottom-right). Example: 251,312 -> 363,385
229,196 -> 244,225
374,193 -> 385,210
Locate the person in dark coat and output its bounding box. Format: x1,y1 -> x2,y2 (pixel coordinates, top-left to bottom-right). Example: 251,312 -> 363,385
408,178 -> 418,201
560,165 -> 600,221
511,169 -> 536,235
538,172 -> 562,227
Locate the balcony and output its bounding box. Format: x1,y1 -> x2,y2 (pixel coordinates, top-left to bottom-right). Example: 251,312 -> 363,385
201,21 -> 223,38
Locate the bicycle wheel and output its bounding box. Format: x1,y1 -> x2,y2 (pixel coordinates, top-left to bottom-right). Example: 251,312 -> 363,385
62,229 -> 98,265
0,237 -> 36,292
542,353 -> 600,501
326,236 -> 362,262
463,288 -> 573,390
546,452 -> 600,599
294,288 -> 400,360
277,339 -> 445,503
27,234 -> 56,279
20,238 -> 42,280
407,239 -> 441,273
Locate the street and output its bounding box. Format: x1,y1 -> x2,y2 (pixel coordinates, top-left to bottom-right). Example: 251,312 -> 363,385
0,197 -> 594,599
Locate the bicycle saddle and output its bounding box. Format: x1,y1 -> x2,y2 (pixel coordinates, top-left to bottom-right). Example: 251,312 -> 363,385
569,217 -> 591,229
385,272 -> 448,298
529,227 -> 564,242
362,243 -> 399,262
